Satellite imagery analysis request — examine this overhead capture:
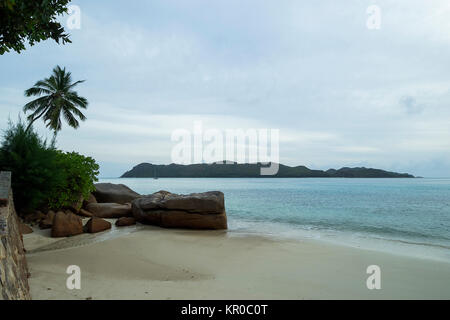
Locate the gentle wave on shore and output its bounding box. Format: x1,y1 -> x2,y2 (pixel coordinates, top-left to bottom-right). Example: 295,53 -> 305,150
100,177 -> 450,262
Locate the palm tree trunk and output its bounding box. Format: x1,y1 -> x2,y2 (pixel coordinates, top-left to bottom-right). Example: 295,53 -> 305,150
50,131 -> 58,148
25,108 -> 48,133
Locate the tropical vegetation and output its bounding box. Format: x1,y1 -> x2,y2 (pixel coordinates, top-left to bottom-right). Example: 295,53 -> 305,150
0,120 -> 99,215
23,65 -> 88,138
0,0 -> 72,54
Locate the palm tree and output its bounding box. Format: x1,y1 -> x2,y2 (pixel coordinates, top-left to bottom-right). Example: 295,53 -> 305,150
23,66 -> 88,136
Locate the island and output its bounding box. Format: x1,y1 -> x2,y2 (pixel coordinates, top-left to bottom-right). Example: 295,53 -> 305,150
121,162 -> 415,178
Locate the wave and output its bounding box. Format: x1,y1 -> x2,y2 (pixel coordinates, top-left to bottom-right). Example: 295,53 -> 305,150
227,215 -> 450,251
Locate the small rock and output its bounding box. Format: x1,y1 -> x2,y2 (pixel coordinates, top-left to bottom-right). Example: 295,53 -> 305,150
84,217 -> 111,233
39,210 -> 56,230
19,222 -> 33,234
24,210 -> 46,224
115,217 -> 136,227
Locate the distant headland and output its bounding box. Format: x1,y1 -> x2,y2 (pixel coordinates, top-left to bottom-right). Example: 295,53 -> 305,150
121,162 -> 415,178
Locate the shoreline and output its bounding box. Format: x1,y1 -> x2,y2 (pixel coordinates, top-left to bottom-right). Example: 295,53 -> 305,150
100,177 -> 450,264
24,222 -> 450,300
226,218 -> 450,264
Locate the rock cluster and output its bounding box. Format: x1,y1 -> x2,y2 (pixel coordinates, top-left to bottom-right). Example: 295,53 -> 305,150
21,184 -> 228,238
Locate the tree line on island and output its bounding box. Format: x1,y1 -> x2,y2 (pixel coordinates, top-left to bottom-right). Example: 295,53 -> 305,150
121,162 -> 415,178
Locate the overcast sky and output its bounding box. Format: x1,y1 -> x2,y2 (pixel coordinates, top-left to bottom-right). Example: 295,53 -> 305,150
1,0 -> 450,177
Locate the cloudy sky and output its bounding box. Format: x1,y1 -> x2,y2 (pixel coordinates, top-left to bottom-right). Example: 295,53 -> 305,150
1,0 -> 450,177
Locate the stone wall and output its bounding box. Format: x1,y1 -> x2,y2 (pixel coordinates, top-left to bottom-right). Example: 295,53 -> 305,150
0,171 -> 31,300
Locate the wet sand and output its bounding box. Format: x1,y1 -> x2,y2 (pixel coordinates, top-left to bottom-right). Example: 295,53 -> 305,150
24,222 -> 450,300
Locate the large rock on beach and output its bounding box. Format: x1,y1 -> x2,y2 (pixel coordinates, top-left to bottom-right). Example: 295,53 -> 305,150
84,217 -> 111,233
93,183 -> 140,204
51,211 -> 83,238
132,191 -> 227,230
86,203 -> 132,218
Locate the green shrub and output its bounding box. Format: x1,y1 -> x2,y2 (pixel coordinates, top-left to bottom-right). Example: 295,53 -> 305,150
0,120 -> 62,213
48,151 -> 99,210
0,120 -> 99,214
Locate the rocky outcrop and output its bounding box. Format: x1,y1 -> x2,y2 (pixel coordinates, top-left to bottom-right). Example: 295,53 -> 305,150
132,191 -> 227,230
0,172 -> 31,300
93,183 -> 140,204
51,211 -> 83,238
84,217 -> 111,233
85,203 -> 132,218
115,217 -> 136,227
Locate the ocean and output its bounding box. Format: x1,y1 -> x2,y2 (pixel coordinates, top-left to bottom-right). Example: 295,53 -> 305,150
99,177 -> 450,262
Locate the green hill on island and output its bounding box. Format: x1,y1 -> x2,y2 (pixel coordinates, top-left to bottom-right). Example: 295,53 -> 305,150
121,162 -> 414,178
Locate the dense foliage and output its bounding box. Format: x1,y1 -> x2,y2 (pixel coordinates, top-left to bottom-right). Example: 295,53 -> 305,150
48,151 -> 99,210
0,120 -> 99,214
0,0 -> 71,54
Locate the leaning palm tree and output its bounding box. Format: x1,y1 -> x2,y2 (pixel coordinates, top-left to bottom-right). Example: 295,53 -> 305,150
23,66 -> 88,136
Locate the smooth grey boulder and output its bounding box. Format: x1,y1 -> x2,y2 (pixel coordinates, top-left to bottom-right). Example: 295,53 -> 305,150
93,183 -> 140,204
132,191 -> 227,230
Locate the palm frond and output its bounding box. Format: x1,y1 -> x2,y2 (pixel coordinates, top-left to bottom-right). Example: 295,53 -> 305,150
24,86 -> 53,97
34,79 -> 57,91
67,105 -> 87,121
23,96 -> 50,112
65,91 -> 88,109
67,80 -> 86,90
62,107 -> 80,129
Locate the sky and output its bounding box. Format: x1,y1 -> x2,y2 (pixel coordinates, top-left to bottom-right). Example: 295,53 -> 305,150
1,0 -> 450,177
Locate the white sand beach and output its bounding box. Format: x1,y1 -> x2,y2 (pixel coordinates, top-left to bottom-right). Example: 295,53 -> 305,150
23,221 -> 450,300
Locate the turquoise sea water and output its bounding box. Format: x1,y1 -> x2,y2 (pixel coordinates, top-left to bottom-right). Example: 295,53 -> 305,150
100,177 -> 450,261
